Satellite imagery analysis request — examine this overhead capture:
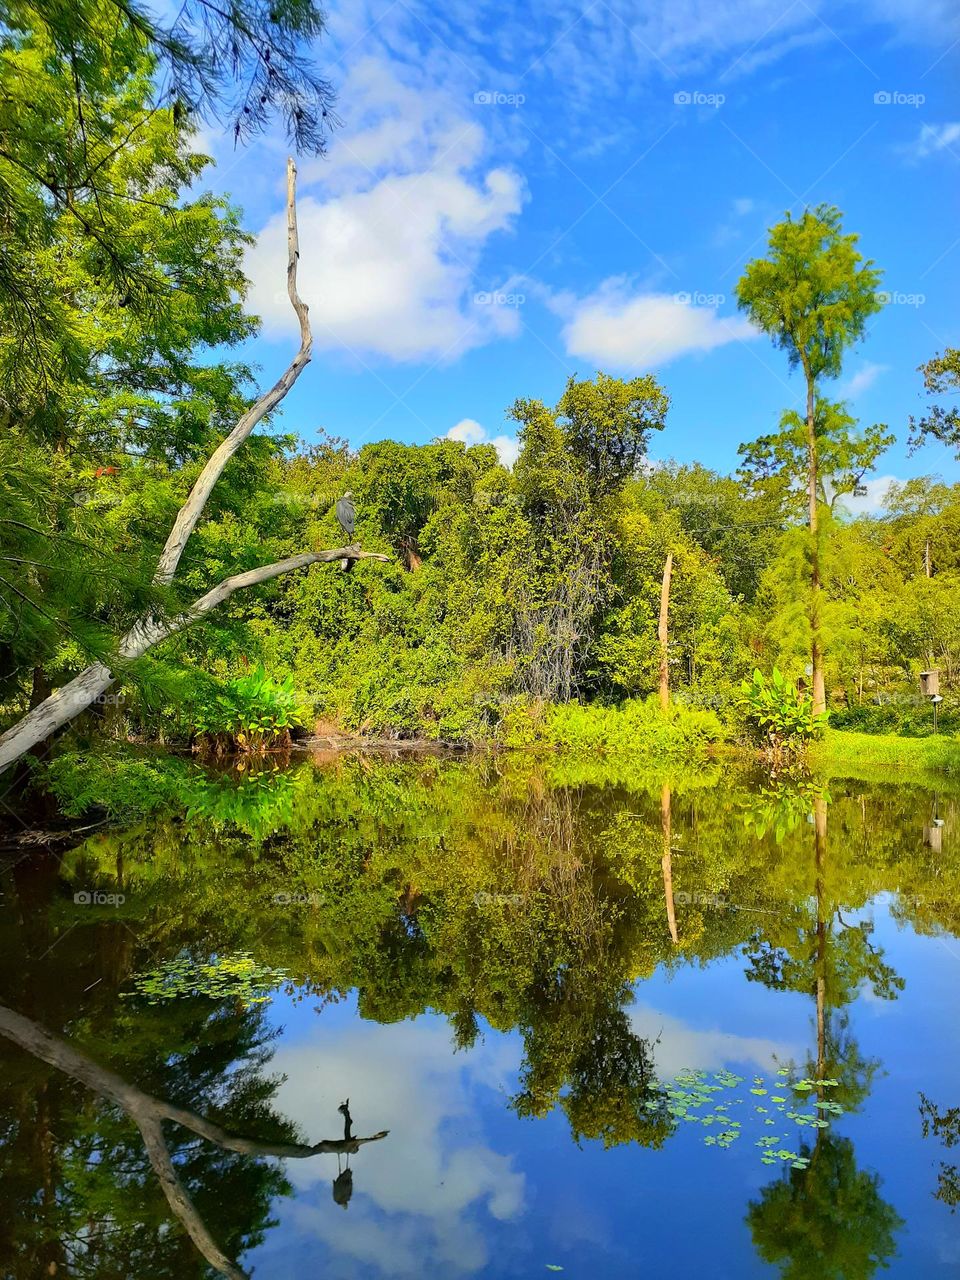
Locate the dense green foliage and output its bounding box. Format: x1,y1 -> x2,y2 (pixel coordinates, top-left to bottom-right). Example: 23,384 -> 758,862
66,445 -> 960,748
191,665 -> 306,752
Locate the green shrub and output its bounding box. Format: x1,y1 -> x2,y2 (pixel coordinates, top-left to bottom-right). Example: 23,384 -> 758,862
497,697 -> 546,748
539,697 -> 724,759
191,665 -> 306,752
830,700 -> 959,738
740,668 -> 823,755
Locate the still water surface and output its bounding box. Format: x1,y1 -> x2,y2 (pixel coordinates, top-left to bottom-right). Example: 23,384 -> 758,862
1,752 -> 958,1278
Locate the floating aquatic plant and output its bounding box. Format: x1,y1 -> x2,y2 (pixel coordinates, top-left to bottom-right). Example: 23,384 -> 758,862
123,952 -> 290,1006
663,1067 -> 845,1168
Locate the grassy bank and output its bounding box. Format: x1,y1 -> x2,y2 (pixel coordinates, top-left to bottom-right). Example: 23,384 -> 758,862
811,728 -> 960,781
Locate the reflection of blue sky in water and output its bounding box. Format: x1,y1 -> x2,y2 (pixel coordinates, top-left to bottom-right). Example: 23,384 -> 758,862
245,904 -> 960,1278
245,982 -> 800,1276
258,1010 -> 526,1276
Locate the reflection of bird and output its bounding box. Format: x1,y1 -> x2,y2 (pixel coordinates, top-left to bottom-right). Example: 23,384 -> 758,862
335,491 -> 355,572
332,1167 -> 353,1209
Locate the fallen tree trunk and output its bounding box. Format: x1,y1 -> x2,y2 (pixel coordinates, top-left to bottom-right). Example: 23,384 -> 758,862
0,158 -> 389,776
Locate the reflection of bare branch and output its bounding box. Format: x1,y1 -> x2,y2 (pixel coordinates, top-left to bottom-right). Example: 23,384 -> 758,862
835,908 -> 879,955
0,1003 -> 389,1279
135,1111 -> 247,1280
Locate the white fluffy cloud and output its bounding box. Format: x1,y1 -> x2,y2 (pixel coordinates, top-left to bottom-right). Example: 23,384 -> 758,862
912,122 -> 960,159
244,58 -> 525,362
840,362 -> 887,398
628,1002 -> 799,1078
837,475 -> 900,517
446,418 -> 520,467
557,278 -> 755,369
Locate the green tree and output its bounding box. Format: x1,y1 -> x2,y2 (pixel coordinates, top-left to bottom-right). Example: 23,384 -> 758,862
910,349 -> 960,454
0,0 -> 337,410
738,399 -> 892,516
554,370 -> 669,498
507,373 -> 668,701
0,61 -> 260,713
736,206 -> 884,715
747,1133 -> 903,1280
0,90 -> 387,772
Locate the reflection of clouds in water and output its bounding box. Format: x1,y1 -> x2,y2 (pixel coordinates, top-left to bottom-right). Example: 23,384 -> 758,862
628,1004 -> 799,1078
265,1016 -> 525,1276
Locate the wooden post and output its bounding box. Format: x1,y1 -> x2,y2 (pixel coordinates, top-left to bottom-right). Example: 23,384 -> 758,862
658,552 -> 673,713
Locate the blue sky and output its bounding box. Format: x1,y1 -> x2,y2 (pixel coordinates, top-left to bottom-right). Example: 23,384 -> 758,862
197,0 -> 960,508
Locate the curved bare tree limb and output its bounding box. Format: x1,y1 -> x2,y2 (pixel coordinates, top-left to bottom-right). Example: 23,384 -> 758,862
154,157 -> 312,587
0,548 -> 390,774
136,1111 -> 249,1280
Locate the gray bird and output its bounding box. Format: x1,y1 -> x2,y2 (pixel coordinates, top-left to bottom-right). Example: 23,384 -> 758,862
335,491 -> 355,571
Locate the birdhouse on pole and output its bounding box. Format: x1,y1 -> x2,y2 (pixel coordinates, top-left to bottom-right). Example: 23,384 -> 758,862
920,670 -> 940,698
923,823 -> 944,854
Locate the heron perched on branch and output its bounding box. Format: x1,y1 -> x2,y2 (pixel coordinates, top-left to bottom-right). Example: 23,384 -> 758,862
335,491 -> 355,571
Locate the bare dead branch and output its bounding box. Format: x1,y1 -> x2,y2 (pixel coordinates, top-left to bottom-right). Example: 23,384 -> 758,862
153,156 -> 312,586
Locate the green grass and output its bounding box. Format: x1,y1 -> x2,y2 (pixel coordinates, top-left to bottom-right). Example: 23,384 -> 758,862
811,728 -> 960,780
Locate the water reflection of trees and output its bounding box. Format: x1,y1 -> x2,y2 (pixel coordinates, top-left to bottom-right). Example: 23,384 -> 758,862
741,789 -> 904,1278
3,753 -> 957,1273
0,998 -> 294,1276
920,1094 -> 960,1212
0,1004 -> 387,1279
0,862 -> 389,1278
748,1133 -> 903,1280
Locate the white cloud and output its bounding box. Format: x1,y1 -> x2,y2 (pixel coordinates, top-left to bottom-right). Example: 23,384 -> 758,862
321,0 -> 957,120
628,1002 -> 799,1077
912,122 -> 960,159
446,418 -> 519,467
244,58 -> 525,363
840,362 -> 887,399
837,474 -> 900,517
556,278 -> 756,369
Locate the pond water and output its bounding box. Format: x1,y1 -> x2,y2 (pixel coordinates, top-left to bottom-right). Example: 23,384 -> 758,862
1,751 -> 958,1278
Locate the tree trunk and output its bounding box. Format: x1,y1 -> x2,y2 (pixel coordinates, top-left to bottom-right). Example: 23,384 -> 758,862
0,159 -> 389,777
658,551 -> 673,714
30,666 -> 52,709
805,372 -> 826,717
814,794 -> 827,1096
